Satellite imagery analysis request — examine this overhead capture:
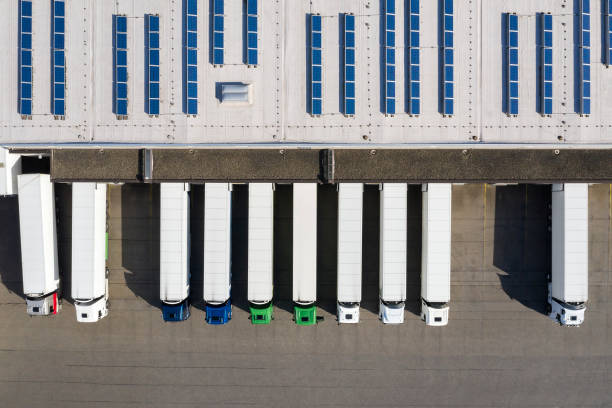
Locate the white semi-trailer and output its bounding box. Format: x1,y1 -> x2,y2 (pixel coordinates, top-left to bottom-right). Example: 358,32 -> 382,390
71,183 -> 109,323
247,183 -> 274,324
336,183 -> 363,323
420,184 -> 452,326
203,183 -> 232,324
18,174 -> 60,316
548,183 -> 589,326
160,183 -> 191,322
1,148 -> 21,195
379,183 -> 407,324
293,183 -> 317,325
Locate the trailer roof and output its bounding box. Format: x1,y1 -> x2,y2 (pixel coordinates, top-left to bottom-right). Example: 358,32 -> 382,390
160,183 -> 190,303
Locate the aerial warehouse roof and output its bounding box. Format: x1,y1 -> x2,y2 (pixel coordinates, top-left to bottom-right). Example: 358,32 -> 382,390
549,183 -> 589,326
336,183 -> 363,323
379,183 -> 407,324
293,183 -> 318,325
420,183 -> 452,326
71,182 -> 109,323
159,183 -> 191,322
248,183 -> 274,324
18,173 -> 60,316
203,183 -> 233,325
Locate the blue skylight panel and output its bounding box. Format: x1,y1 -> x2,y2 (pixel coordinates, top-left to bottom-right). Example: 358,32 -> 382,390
441,0 -> 453,116
407,0 -> 420,115
113,15 -> 128,117
145,14 -> 160,116
605,0 -> 612,66
505,13 -> 519,116
52,1 -> 66,117
19,0 -> 33,117
310,14 -> 322,116
343,13 -> 356,116
578,0 -> 591,115
383,0 -> 395,115
184,0 -> 197,115
540,13 -> 553,116
246,0 -> 258,66
213,0 -> 224,66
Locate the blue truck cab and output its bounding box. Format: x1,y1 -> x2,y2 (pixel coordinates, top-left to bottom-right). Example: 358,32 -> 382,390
205,300 -> 232,324
162,299 -> 191,322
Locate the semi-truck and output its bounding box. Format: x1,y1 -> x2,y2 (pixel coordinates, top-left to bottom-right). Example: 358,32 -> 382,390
293,183 -> 317,325
336,183 -> 363,323
71,182 -> 109,323
379,183 -> 407,324
18,173 -> 61,316
420,183 -> 452,326
160,183 -> 191,322
548,183 -> 589,326
203,183 -> 232,324
247,183 -> 274,324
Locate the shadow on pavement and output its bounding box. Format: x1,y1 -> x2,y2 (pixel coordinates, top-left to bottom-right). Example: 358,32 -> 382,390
361,185 -> 380,315
54,183 -> 73,303
317,184 -> 339,316
495,185 -> 550,315
273,184 -> 293,314
121,184 -> 161,309
0,195 -> 24,299
231,184 -> 249,314
406,184 -> 422,317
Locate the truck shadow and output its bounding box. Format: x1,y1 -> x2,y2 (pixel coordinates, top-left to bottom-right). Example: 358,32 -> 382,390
405,185 -> 422,317
189,184 -> 205,311
317,184 -> 338,316
55,183 -> 73,304
361,185 -> 379,315
273,184 -> 294,314
0,195 -> 24,299
231,184 -> 250,314
495,185 -> 550,315
121,184 -> 161,309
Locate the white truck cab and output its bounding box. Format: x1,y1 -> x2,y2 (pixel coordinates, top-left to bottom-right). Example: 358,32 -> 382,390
75,277 -> 109,323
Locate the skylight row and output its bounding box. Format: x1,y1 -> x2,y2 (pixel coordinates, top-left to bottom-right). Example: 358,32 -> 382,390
343,13 -> 356,116
310,14 -> 323,116
145,14 -> 160,116
578,0 -> 591,116
113,15 -> 128,118
246,0 -> 258,66
505,13 -> 519,117
440,0 -> 454,117
185,0 -> 198,115
19,0 -> 33,118
212,0 -> 224,66
605,0 -> 612,67
406,0 -> 420,116
52,0 -> 66,118
383,0 -> 396,116
540,13 -> 553,116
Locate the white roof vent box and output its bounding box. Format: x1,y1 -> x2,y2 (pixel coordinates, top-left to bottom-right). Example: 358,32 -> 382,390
218,83 -> 253,106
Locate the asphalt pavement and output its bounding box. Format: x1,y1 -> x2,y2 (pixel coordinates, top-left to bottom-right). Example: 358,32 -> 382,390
0,183 -> 610,407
